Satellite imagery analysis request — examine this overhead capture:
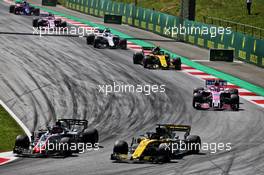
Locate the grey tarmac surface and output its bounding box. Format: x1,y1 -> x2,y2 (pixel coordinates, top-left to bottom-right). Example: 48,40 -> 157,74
0,1 -> 264,175
27,0 -> 264,88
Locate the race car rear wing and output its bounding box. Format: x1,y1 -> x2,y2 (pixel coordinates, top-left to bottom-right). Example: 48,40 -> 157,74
205,79 -> 227,87
141,46 -> 155,50
156,124 -> 191,132
58,119 -> 88,131
140,47 -> 167,55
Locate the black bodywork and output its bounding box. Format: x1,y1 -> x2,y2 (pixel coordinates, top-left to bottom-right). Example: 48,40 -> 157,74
13,119 -> 99,157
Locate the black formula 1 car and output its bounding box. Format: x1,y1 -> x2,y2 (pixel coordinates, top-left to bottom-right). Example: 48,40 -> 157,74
9,0 -> 39,16
133,47 -> 182,70
193,79 -> 240,111
13,119 -> 99,157
86,28 -> 127,49
33,12 -> 67,29
111,124 -> 201,163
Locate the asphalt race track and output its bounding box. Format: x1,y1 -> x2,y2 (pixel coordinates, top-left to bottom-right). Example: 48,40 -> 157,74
0,1 -> 264,175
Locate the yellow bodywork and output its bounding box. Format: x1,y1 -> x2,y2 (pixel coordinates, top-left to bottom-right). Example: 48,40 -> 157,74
157,55 -> 168,67
132,139 -> 156,160
149,54 -> 168,67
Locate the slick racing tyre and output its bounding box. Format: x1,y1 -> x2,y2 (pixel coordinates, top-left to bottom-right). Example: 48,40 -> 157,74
60,137 -> 72,157
113,140 -> 128,154
33,8 -> 40,16
33,19 -> 38,27
93,38 -> 101,48
60,21 -> 67,28
82,128 -> 99,145
119,39 -> 127,49
133,52 -> 144,64
156,143 -> 171,163
187,135 -> 201,154
86,34 -> 95,45
172,57 -> 182,70
14,135 -> 30,149
230,94 -> 239,111
9,5 -> 15,13
143,58 -> 148,68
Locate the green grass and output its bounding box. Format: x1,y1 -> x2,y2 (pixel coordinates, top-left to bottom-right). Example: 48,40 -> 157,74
0,105 -> 24,152
114,0 -> 264,29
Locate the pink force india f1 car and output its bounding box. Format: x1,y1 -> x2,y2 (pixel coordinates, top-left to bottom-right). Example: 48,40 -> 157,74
32,12 -> 67,29
192,79 -> 240,111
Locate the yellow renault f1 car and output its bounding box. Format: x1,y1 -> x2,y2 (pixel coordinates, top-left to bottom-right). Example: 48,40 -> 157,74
133,47 -> 181,70
110,124 -> 201,163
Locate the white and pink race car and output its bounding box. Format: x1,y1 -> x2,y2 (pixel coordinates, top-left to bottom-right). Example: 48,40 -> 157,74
32,12 -> 67,29
192,79 -> 239,111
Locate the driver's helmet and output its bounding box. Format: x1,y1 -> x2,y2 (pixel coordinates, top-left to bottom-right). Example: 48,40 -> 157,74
51,126 -> 63,134
51,122 -> 63,134
47,13 -> 54,20
213,81 -> 221,92
156,127 -> 166,135
152,46 -> 161,54
214,81 -> 220,86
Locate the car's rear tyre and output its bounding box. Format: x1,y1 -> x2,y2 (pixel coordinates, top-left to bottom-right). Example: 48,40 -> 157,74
187,135 -> 201,154
230,94 -> 239,111
172,57 -> 181,70
133,52 -> 144,64
60,21 -> 67,28
155,143 -> 171,163
93,38 -> 100,48
83,128 -> 99,145
33,19 -> 38,27
60,137 -> 72,157
119,39 -> 127,49
113,140 -> 128,154
143,58 -> 148,68
86,34 -> 95,45
229,88 -> 239,95
9,5 -> 15,13
14,135 -> 30,150
33,8 -> 40,16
